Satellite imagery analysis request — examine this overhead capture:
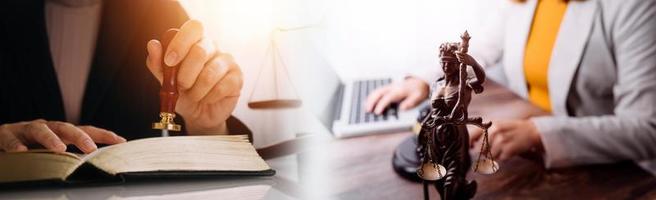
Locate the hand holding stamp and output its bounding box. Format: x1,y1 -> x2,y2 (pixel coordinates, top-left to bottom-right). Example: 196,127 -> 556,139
152,29 -> 182,137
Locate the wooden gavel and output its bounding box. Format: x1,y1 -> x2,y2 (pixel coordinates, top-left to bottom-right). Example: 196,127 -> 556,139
152,29 -> 182,136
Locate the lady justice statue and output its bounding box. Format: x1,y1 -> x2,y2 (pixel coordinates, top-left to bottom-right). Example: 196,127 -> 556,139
416,31 -> 498,200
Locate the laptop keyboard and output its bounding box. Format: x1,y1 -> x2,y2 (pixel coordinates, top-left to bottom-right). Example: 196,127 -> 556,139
348,78 -> 399,124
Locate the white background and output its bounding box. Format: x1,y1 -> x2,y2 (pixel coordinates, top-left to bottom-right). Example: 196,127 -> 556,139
179,0 -> 505,148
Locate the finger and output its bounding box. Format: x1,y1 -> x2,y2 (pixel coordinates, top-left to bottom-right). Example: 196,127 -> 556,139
178,37 -> 216,90
46,122 -> 97,153
203,69 -> 243,104
489,125 -> 500,147
488,120 -> 516,147
489,130 -> 504,160
22,121 -> 66,152
186,54 -> 233,102
500,144 -> 520,161
399,91 -> 423,111
0,125 -> 28,152
491,143 -> 502,161
488,120 -> 510,135
500,127 -> 529,160
165,19 -> 204,67
365,86 -> 390,113
146,39 -> 164,84
78,126 -> 126,145
468,127 -> 483,147
374,90 -> 405,114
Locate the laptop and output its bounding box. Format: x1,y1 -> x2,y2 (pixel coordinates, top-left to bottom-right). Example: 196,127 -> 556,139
302,64 -> 420,138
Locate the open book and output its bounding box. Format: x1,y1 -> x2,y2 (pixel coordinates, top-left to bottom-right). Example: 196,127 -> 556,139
0,135 -> 274,187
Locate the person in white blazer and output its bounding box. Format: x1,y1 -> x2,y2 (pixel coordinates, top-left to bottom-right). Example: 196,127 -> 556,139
367,0 -> 656,175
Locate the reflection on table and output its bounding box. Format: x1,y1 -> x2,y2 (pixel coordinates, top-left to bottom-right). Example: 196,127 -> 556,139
0,155 -> 302,200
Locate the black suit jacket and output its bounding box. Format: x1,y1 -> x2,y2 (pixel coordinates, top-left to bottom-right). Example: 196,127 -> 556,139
0,0 -> 249,141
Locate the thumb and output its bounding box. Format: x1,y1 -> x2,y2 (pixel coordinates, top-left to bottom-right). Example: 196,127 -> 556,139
146,39 -> 164,84
399,92 -> 423,111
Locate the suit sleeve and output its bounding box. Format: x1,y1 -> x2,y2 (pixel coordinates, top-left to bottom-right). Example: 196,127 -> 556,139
145,0 -> 189,36
533,0 -> 656,168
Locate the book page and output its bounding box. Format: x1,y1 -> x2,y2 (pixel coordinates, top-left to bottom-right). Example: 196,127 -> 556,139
87,135 -> 271,175
0,150 -> 81,183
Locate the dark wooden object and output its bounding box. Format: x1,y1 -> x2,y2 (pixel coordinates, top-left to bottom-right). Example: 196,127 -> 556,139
248,99 -> 302,110
316,80 -> 656,199
158,29 -> 180,114
152,29 -> 182,133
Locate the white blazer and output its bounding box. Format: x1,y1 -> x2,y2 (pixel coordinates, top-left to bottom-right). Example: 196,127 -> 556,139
412,0 -> 656,175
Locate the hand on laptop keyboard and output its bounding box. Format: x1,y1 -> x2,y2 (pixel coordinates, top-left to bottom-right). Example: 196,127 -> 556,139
355,102 -> 398,125
349,79 -> 401,124
370,102 -> 399,120
365,77 -> 430,115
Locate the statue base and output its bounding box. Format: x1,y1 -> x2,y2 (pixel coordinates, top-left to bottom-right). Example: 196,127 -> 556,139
392,135 -> 422,182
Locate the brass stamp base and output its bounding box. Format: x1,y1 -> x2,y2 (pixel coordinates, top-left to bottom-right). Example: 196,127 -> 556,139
152,112 -> 181,131
152,122 -> 181,131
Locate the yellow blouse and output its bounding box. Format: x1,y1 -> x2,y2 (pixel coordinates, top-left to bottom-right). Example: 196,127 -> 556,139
524,0 -> 568,112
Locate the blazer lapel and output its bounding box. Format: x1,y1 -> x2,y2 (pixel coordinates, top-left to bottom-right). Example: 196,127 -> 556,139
80,0 -> 150,123
502,0 -> 536,98
2,0 -> 66,121
35,0 -> 66,121
548,0 -> 597,116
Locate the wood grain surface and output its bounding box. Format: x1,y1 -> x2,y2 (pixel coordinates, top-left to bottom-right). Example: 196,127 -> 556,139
318,81 -> 656,199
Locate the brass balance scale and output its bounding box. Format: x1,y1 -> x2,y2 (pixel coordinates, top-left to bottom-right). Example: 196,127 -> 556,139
247,26 -> 313,110
417,127 -> 499,181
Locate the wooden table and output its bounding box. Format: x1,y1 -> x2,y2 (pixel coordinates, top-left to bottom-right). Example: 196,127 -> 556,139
318,81 -> 656,199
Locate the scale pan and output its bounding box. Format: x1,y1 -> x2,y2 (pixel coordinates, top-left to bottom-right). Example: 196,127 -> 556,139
417,163 -> 447,181
474,158 -> 499,175
248,99 -> 302,109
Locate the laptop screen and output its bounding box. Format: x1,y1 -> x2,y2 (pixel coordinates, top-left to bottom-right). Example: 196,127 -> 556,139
291,42 -> 343,132
296,62 -> 343,131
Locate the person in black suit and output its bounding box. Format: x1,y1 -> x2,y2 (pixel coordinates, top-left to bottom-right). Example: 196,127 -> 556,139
0,0 -> 243,153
